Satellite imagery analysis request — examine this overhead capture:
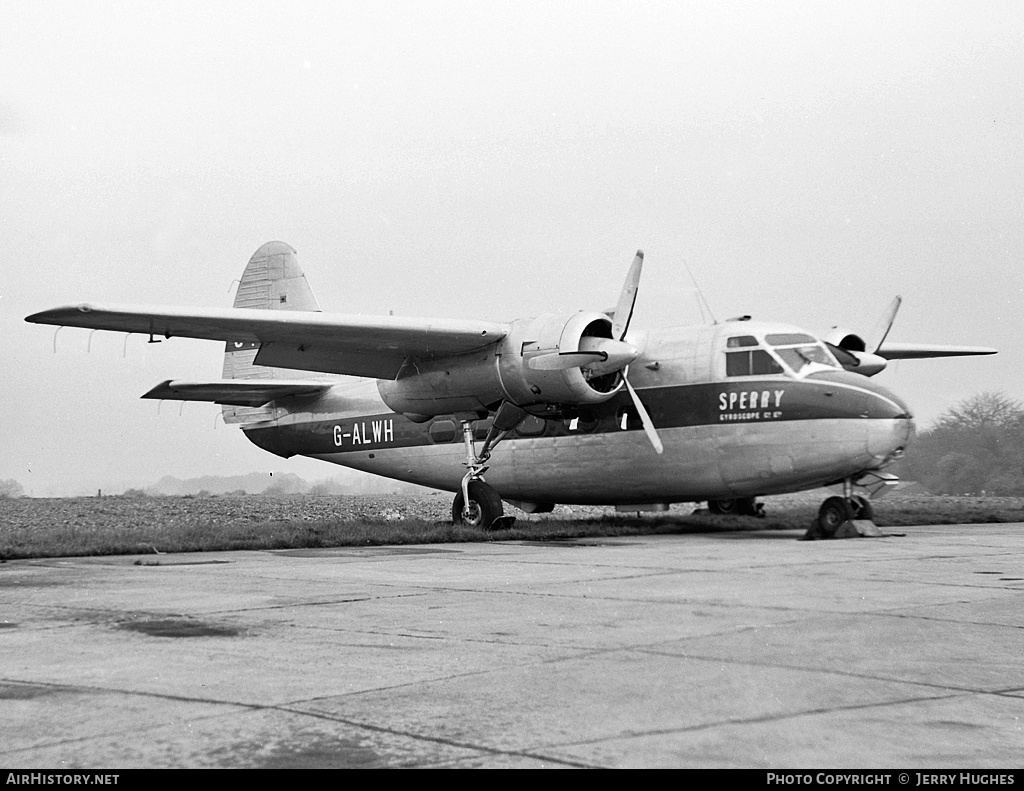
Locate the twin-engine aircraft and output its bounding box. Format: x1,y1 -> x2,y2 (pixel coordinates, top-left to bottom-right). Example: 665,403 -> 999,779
27,242 -> 996,534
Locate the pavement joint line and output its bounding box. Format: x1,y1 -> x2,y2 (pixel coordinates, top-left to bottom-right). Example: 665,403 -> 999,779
544,690 -> 973,750
0,676 -> 598,770
201,594 -> 425,614
871,609 -> 1024,631
272,703 -> 599,768
632,647 -> 1023,697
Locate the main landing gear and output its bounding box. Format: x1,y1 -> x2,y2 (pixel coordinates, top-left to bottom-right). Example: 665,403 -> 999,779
452,403 -> 528,530
707,497 -> 765,517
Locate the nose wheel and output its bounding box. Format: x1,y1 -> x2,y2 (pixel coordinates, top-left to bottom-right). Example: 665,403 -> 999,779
808,481 -> 882,540
817,496 -> 854,537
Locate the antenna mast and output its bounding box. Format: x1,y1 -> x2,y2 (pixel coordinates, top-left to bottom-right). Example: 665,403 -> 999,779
683,259 -> 718,324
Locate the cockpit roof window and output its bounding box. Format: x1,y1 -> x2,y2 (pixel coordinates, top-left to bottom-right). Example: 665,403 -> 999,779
766,333 -> 816,346
726,335 -> 758,348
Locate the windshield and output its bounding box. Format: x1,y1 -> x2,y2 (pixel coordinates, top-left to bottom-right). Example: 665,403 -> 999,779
765,333 -> 839,374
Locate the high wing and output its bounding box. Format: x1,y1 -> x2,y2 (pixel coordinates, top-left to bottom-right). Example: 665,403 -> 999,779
141,379 -> 332,407
877,342 -> 997,360
25,303 -> 509,379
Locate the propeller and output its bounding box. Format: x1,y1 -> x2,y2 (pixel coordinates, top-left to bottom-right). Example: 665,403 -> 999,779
825,296 -> 901,376
824,295 -> 995,376
527,251 -> 664,454
868,295 -> 902,352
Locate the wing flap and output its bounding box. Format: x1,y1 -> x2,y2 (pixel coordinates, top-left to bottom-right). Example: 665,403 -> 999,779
142,379 -> 331,407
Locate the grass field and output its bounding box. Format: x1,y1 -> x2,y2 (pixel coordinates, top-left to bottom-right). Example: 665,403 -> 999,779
1,492 -> 1022,560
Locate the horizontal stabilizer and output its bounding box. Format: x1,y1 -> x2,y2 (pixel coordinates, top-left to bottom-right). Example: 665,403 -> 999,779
142,379 -> 331,407
877,342 -> 997,360
26,303 -> 508,379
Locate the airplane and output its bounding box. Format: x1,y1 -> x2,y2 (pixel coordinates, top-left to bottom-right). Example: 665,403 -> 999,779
26,241 -> 996,536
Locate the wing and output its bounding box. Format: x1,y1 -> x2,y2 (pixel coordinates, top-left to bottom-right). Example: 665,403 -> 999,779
877,342 -> 997,360
25,303 -> 508,379
141,379 -> 331,407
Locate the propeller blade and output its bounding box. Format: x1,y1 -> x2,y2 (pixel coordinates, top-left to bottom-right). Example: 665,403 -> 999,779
612,250 -> 644,341
624,376 -> 663,454
869,296 -> 902,353
528,351 -> 607,371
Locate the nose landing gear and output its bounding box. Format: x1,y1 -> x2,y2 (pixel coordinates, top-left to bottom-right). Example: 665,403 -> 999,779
806,479 -> 884,540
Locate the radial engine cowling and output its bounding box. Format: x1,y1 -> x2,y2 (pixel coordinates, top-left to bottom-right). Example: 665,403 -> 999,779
499,311 -> 629,405
378,311 -> 633,418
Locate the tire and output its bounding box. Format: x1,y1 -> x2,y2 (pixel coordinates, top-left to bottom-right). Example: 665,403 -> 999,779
817,496 -> 853,537
452,480 -> 504,529
708,497 -> 757,516
851,495 -> 874,521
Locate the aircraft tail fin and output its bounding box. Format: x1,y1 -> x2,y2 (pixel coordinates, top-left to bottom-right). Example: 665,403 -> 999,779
221,241 -> 324,423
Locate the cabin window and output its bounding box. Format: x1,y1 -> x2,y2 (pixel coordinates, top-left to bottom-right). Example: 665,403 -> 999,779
564,410 -> 599,434
726,335 -> 758,348
515,415 -> 546,437
616,406 -> 641,430
473,419 -> 493,441
428,420 -> 457,443
726,349 -> 784,377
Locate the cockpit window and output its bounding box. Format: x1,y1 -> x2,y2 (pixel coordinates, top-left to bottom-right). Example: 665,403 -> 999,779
768,333 -> 840,373
726,348 -> 784,377
774,345 -> 835,373
726,331 -> 839,377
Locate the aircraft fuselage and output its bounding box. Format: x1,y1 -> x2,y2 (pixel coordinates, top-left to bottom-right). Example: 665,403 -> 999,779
242,319 -> 915,506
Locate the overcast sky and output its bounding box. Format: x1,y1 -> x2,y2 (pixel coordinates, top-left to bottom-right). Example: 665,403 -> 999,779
2,1 -> 1020,495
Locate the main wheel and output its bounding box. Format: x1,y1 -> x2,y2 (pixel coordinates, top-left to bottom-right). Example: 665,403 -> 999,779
851,495 -> 874,521
708,497 -> 758,516
817,496 -> 853,537
452,480 -> 504,529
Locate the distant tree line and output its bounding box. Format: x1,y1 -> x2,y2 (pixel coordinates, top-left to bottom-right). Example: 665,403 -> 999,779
900,392 -> 1024,495
0,479 -> 24,498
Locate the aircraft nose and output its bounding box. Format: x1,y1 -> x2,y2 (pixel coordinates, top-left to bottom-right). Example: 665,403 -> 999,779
866,380 -> 915,463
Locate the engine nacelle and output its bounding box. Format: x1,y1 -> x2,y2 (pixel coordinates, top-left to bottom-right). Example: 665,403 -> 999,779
823,327 -> 867,352
823,328 -> 888,376
378,311 -> 627,418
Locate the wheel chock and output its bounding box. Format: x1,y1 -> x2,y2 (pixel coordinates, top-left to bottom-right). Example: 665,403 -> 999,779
836,519 -> 885,538
802,519 -> 888,540
489,516 -> 517,531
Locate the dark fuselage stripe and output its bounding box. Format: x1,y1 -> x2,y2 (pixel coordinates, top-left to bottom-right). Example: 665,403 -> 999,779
245,376 -> 910,457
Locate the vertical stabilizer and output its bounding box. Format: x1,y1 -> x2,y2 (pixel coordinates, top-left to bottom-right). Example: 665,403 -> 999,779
222,241 -> 322,423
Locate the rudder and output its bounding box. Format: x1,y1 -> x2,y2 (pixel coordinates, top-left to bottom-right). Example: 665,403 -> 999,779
222,241 -> 323,423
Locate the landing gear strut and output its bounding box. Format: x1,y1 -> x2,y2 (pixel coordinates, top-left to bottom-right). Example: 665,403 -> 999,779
451,403 -> 527,529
